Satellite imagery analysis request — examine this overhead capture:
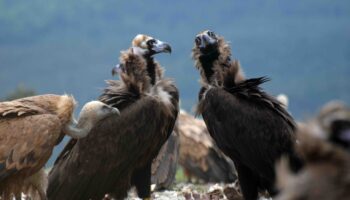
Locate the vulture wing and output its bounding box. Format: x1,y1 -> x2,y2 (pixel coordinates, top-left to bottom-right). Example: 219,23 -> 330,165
200,78 -> 296,181
0,114 -> 61,182
151,131 -> 180,190
177,112 -> 237,183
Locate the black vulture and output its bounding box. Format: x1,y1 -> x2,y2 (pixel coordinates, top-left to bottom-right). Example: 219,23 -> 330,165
192,30 -> 301,200
47,34 -> 179,200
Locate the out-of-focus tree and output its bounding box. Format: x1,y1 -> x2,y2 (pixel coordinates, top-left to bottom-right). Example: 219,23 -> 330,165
2,84 -> 36,101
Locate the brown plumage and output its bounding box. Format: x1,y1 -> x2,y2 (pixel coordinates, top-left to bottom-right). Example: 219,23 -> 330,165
20,168 -> 48,200
177,110 -> 237,183
275,125 -> 350,200
0,94 -> 119,200
47,35 -> 178,200
151,131 -> 180,190
192,30 -> 302,200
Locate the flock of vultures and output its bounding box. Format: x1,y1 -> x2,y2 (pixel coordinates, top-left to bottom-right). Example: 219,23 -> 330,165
1,31 -> 350,200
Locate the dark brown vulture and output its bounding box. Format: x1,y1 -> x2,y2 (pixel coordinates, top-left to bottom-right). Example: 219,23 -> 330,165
47,34 -> 179,200
192,30 -> 302,200
0,94 -> 119,200
275,124 -> 350,200
177,110 -> 237,183
151,131 -> 179,191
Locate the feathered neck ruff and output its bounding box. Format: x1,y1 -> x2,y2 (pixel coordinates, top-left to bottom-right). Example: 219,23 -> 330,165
118,49 -> 164,94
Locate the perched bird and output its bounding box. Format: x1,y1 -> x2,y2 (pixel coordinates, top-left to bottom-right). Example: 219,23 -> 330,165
0,94 -> 119,200
275,124 -> 350,200
192,30 -> 301,200
151,131 -> 179,191
177,110 -> 237,183
47,34 -> 179,200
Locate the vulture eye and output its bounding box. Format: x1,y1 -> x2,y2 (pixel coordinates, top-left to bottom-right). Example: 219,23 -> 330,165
195,37 -> 201,46
147,39 -> 156,46
102,105 -> 110,110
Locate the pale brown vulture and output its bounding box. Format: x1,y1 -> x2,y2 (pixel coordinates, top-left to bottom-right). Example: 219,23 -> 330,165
0,94 -> 119,200
275,124 -> 350,200
192,30 -> 302,200
47,34 -> 179,200
177,110 -> 237,183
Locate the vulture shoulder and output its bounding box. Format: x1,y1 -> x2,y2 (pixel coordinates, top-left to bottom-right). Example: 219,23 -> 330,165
99,79 -> 140,110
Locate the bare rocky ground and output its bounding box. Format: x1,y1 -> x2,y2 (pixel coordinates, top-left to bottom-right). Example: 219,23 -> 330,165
7,182 -> 271,200
127,182 -> 272,200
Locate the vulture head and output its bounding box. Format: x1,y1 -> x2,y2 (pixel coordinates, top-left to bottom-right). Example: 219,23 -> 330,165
112,34 -> 172,87
131,34 -> 172,57
194,30 -> 219,55
64,101 -> 120,139
192,30 -> 243,86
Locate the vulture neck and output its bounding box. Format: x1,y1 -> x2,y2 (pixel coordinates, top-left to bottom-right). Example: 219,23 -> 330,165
64,115 -> 94,139
199,50 -> 220,84
144,55 -> 157,85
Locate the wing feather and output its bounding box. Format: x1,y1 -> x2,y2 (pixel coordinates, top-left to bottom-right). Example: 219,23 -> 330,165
0,101 -> 46,118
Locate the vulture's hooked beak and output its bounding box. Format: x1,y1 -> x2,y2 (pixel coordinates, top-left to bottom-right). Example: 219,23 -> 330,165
195,31 -> 218,53
198,34 -> 212,49
151,40 -> 172,54
111,64 -> 123,76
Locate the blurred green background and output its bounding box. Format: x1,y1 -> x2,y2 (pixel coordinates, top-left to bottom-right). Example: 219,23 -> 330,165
0,0 -> 349,165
